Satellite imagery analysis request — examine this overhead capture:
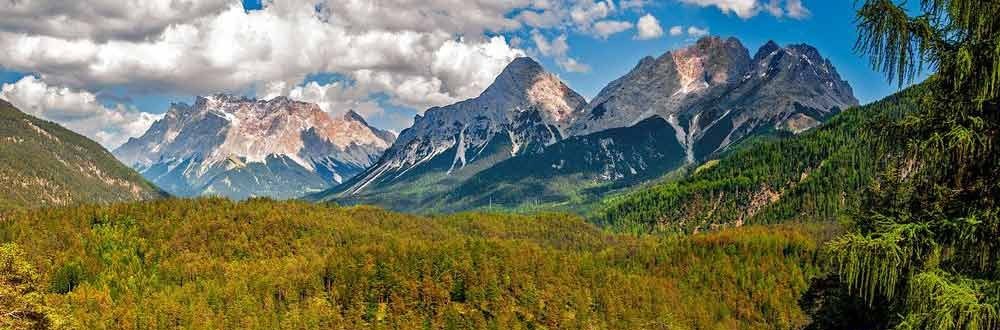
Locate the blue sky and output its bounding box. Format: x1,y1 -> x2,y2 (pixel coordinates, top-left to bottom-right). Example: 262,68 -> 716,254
0,0 -> 918,147
516,1 -> 907,105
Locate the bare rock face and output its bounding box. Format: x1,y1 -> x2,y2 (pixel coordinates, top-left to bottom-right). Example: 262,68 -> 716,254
570,37 -> 858,163
569,37 -> 753,137
114,95 -> 394,199
322,57 -> 587,198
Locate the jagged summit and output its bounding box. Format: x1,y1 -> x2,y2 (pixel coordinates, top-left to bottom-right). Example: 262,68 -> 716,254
500,57 -> 545,77
113,94 -> 395,199
471,56 -> 586,127
312,56 -> 587,200
570,35 -> 856,139
568,35 -> 752,136
754,40 -> 782,62
343,110 -> 368,124
481,57 -> 546,96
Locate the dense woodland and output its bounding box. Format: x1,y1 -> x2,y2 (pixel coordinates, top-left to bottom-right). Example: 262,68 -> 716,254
1,198 -> 832,329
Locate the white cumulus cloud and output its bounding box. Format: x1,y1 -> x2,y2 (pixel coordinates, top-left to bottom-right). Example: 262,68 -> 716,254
0,3 -> 526,113
0,0 -> 230,41
635,14 -> 665,40
0,0 -> 655,137
680,0 -> 759,18
679,0 -> 811,20
687,26 -> 711,37
666,25 -> 712,38
557,58 -> 592,73
786,0 -> 811,19
669,26 -> 685,36
0,76 -> 161,148
592,20 -> 634,39
531,31 -> 590,73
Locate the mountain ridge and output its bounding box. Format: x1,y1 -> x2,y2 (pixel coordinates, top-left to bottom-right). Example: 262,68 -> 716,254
313,36 -> 859,212
0,99 -> 165,208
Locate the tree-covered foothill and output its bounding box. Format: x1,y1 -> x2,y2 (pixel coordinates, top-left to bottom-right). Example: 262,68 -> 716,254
1,198 -> 829,329
0,100 -> 165,208
814,0 -> 1000,328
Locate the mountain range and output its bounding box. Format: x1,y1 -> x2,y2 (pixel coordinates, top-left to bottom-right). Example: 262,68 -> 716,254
113,95 -> 394,200
12,36 -> 855,208
308,36 -> 858,211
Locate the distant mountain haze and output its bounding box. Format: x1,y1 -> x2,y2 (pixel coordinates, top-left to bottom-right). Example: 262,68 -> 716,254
114,95 -> 395,200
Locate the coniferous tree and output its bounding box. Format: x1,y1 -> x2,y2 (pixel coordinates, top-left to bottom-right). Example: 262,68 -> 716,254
821,0 -> 1000,328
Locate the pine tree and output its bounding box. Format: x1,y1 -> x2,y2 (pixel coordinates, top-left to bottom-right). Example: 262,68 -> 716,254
822,0 -> 1000,328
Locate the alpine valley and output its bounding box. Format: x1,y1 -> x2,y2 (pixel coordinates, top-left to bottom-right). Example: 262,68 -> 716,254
309,36 -> 858,212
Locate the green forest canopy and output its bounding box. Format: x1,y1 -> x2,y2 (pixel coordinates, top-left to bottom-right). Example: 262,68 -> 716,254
1,198 -> 832,329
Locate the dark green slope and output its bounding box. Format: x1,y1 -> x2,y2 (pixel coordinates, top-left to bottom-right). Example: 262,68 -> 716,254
0,100 -> 165,208
598,86 -> 921,233
435,116 -> 688,212
316,133 -> 518,211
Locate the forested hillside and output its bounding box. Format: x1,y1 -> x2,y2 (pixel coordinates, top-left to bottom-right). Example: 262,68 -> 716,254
597,86 -> 921,233
0,198 -> 830,329
0,100 -> 165,208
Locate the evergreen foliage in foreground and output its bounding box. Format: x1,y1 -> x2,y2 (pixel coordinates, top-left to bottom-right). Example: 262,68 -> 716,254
0,198 -> 829,329
815,0 -> 1000,328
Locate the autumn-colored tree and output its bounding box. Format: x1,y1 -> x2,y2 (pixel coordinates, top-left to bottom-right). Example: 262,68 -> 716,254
0,243 -> 73,330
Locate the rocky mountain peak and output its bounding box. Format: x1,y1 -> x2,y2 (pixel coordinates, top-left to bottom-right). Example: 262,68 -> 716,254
318,57 -> 588,198
671,36 -> 752,87
569,36 -> 753,136
786,44 -> 823,61
465,56 -> 587,128
480,57 -> 584,117
753,40 -> 782,62
113,94 -> 395,199
481,57 -> 545,96
747,41 -> 856,105
569,36 -> 858,161
504,56 -> 546,76
689,36 -> 745,53
343,109 -> 368,124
